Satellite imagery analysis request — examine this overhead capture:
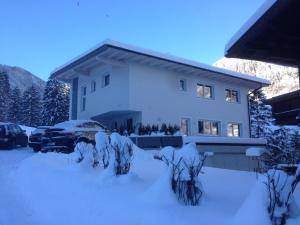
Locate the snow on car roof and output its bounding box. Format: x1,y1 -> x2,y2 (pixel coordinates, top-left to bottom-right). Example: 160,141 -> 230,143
51,39 -> 270,85
54,120 -> 103,129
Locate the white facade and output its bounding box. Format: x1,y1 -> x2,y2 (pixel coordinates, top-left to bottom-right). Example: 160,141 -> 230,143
51,40 -> 270,137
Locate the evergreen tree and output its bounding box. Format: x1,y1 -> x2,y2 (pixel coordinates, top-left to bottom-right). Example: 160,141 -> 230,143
42,79 -> 70,126
7,87 -> 22,124
0,71 -> 10,121
249,89 -> 274,138
21,86 -> 42,127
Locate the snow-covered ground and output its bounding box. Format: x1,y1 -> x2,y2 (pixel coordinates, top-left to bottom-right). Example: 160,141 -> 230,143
0,147 -> 299,225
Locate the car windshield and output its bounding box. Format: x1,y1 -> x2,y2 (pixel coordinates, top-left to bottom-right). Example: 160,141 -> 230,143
76,122 -> 105,129
0,125 -> 6,137
32,128 -> 47,135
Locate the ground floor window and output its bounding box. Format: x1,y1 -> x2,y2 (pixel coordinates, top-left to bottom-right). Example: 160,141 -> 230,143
180,118 -> 190,135
227,123 -> 241,137
198,120 -> 219,135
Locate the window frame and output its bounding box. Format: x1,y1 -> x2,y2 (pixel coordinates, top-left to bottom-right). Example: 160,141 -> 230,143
227,122 -> 241,137
198,119 -> 220,136
103,74 -> 110,87
91,80 -> 96,93
179,79 -> 187,91
80,86 -> 87,112
225,89 -> 240,103
197,83 -> 213,99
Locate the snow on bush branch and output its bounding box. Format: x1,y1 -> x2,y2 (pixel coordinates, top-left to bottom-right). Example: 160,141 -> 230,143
110,132 -> 133,175
264,166 -> 300,225
74,132 -> 133,175
155,143 -> 206,206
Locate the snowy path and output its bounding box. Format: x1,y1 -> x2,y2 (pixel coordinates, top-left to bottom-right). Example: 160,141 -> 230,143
0,148 -> 35,225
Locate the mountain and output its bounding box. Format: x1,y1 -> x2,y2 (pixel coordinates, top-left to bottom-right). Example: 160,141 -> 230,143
0,64 -> 45,95
214,58 -> 299,98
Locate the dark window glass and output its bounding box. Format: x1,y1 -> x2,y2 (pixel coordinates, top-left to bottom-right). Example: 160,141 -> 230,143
179,80 -> 186,91
227,123 -> 240,137
197,84 -> 212,98
198,120 -> 219,135
225,89 -> 239,102
91,81 -> 96,92
104,75 -> 110,86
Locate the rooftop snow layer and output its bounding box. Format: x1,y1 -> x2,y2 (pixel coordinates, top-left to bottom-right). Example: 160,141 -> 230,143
51,39 -> 270,85
225,0 -> 277,54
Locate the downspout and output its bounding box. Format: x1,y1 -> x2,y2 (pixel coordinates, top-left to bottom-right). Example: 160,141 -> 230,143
247,85 -> 264,138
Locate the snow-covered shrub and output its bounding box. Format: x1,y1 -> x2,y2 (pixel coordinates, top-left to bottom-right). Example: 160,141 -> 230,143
264,166 -> 300,225
95,131 -> 111,169
110,132 -> 133,175
263,127 -> 300,169
74,140 -> 96,167
156,143 -> 206,206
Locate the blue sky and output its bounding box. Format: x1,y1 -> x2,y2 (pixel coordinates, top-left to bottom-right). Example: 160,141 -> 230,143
0,0 -> 264,80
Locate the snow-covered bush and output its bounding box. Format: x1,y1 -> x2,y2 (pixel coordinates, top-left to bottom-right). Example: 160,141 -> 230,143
264,166 -> 300,225
110,132 -> 133,175
74,139 -> 96,167
156,143 -> 206,206
263,127 -> 300,169
95,131 -> 111,169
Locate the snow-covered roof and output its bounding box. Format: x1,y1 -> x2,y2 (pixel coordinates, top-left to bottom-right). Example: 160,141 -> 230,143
225,0 -> 277,54
51,39 -> 270,86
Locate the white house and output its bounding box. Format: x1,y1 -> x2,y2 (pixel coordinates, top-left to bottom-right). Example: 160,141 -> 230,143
50,40 -> 270,138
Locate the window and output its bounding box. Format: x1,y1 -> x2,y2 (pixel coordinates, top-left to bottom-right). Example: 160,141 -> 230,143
80,86 -> 87,111
91,80 -> 96,92
227,123 -> 241,137
197,84 -> 213,98
179,79 -> 187,91
198,120 -> 219,135
180,118 -> 190,135
103,74 -> 110,87
225,89 -> 239,103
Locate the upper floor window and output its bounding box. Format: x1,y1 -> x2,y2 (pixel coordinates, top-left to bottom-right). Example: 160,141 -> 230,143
198,120 -> 219,135
80,86 -> 87,111
103,74 -> 110,87
197,84 -> 213,99
227,123 -> 241,137
91,80 -> 96,93
225,89 -> 239,103
179,79 -> 187,91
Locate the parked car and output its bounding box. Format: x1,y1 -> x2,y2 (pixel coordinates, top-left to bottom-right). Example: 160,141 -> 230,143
0,123 -> 28,149
41,120 -> 107,153
28,126 -> 52,152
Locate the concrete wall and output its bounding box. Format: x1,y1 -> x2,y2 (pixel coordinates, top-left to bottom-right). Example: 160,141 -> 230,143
76,64 -> 130,120
204,153 -> 260,172
128,63 -> 251,137
73,61 -> 252,137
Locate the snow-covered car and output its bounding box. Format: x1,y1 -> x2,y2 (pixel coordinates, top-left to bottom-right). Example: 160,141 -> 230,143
28,126 -> 53,152
41,120 -> 107,153
0,123 -> 28,149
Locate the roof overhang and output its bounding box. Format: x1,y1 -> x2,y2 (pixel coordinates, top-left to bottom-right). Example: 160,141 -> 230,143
225,0 -> 300,67
50,39 -> 270,89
